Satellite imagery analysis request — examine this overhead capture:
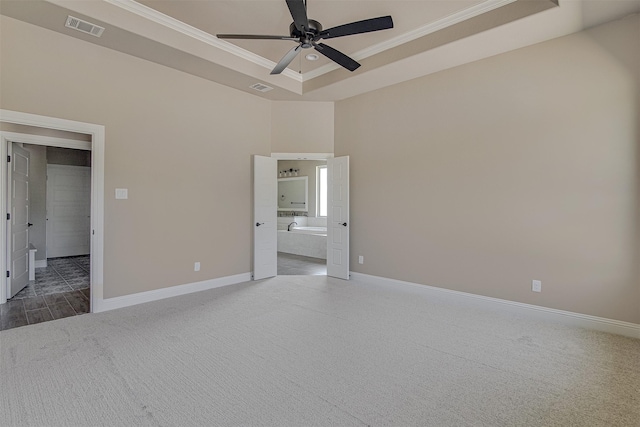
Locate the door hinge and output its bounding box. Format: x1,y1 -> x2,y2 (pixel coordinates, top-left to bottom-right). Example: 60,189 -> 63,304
6,213 -> 9,221
6,271 -> 9,278
7,155 -> 10,162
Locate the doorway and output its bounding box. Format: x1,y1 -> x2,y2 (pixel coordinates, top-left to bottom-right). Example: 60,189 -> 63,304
0,109 -> 105,324
2,140 -> 91,329
253,153 -> 349,281
277,159 -> 328,276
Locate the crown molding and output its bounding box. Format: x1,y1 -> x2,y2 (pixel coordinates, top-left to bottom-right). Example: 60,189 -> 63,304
106,0 -> 516,83
304,0 -> 518,80
104,0 -> 303,82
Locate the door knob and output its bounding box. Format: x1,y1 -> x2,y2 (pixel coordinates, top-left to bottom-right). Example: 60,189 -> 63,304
256,222 -> 264,227
27,223 -> 33,227
341,222 -> 347,226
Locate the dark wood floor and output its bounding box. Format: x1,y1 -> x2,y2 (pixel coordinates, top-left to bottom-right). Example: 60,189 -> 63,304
1,289 -> 90,330
1,256 -> 90,331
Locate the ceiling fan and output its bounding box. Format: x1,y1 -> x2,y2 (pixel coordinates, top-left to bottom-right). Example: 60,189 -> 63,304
217,0 -> 393,75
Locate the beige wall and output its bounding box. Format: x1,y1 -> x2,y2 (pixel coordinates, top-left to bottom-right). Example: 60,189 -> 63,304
1,16 -> 272,298
2,13 -> 638,325
271,101 -> 334,153
278,160 -> 326,216
335,15 -> 640,324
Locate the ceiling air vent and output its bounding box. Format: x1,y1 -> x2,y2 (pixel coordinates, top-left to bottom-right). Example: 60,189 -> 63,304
65,16 -> 105,37
249,83 -> 273,93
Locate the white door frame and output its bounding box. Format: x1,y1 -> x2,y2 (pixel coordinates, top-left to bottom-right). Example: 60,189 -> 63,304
270,152 -> 338,275
271,153 -> 334,161
0,109 -> 104,312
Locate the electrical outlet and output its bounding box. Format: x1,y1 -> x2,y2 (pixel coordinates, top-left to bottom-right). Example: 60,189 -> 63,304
194,262 -> 200,272
532,280 -> 542,292
358,255 -> 364,264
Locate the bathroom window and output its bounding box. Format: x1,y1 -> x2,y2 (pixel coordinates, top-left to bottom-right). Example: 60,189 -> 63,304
317,165 -> 327,217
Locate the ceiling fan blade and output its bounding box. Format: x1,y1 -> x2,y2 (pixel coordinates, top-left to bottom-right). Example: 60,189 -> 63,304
271,44 -> 303,75
317,16 -> 393,40
286,0 -> 309,33
217,34 -> 297,41
314,43 -> 360,72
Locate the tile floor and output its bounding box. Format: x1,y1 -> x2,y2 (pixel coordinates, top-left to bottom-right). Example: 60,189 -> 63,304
2,253 -> 321,330
1,256 -> 90,331
278,252 -> 327,275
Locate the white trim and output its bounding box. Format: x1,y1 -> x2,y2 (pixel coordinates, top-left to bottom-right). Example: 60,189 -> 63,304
104,0 -> 303,82
271,152 -> 334,160
34,260 -> 47,268
106,0 -> 515,82
350,272 -> 640,339
309,0 -> 517,80
0,110 -> 105,135
0,110 -> 104,312
0,132 -> 91,151
93,272 -> 252,313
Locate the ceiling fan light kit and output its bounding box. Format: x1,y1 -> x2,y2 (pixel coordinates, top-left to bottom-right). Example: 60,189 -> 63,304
217,0 -> 393,75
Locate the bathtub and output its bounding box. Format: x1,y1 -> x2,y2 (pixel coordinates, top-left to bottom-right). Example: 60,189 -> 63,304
278,228 -> 327,259
289,226 -> 327,235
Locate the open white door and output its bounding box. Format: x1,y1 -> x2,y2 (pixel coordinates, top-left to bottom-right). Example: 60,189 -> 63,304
253,155 -> 277,280
327,156 -> 349,280
7,143 -> 31,298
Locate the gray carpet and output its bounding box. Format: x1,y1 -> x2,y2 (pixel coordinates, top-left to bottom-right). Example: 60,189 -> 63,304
1,275 -> 638,426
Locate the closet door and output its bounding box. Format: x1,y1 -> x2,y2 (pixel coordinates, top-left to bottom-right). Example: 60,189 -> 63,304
253,155 -> 277,280
327,156 -> 349,280
8,143 -> 31,297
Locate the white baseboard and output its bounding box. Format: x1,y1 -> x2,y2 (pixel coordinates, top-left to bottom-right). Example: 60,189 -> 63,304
34,260 -> 47,268
92,272 -> 252,313
350,272 -> 640,339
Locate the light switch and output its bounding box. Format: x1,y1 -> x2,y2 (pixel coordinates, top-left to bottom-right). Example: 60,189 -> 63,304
115,188 -> 128,199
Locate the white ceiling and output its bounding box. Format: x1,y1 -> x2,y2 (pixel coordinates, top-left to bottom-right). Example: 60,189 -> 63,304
1,0 -> 639,101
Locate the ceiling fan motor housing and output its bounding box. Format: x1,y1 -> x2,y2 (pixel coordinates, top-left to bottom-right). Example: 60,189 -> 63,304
290,19 -> 322,48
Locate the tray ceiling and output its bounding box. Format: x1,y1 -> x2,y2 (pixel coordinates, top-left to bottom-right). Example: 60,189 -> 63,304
1,0 -> 638,100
